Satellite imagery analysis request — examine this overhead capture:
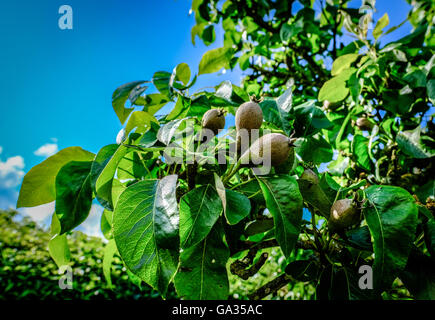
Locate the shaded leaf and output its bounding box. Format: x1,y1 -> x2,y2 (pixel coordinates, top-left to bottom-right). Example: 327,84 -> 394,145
179,184 -> 223,249
55,161 -> 93,234
258,175 -> 303,258
113,175 -> 179,296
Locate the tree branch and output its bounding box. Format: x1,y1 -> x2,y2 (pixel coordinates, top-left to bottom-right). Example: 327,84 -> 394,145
248,274 -> 292,300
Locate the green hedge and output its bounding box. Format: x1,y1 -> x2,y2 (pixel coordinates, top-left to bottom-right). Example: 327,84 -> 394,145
0,209 -> 176,299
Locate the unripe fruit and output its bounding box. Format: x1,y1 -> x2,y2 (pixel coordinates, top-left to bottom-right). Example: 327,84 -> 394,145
241,133 -> 293,166
355,117 -> 374,131
329,198 -> 360,230
201,109 -> 225,135
235,101 -> 263,131
300,168 -> 319,185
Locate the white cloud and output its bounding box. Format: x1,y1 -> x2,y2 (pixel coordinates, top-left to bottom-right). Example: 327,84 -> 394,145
34,143 -> 58,158
77,203 -> 104,239
0,155 -> 25,189
20,201 -> 55,226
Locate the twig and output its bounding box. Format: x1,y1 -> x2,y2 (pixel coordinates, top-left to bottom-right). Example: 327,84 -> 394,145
248,274 -> 292,300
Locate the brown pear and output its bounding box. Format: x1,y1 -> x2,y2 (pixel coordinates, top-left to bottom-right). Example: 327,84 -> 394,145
201,109 -> 225,135
241,133 -> 293,166
235,101 -> 263,131
329,198 -> 360,230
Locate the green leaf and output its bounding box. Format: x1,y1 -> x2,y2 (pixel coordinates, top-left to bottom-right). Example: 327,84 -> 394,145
136,93 -> 170,115
244,219 -> 274,236
316,265 -> 350,300
17,147 -> 94,208
101,209 -> 113,240
258,175 -> 303,258
373,13 -> 389,40
112,81 -> 147,124
103,239 -> 117,288
124,111 -> 158,136
260,98 -> 293,135
318,75 -> 349,103
152,71 -> 172,97
157,119 -> 185,145
345,226 -> 372,251
225,189 -> 251,225
201,25 -> 216,46
363,185 -> 418,292
179,184 -> 223,249
331,53 -> 359,76
117,152 -> 146,180
293,101 -> 332,137
48,213 -> 70,268
198,47 -> 233,75
91,144 -> 130,210
174,222 -> 229,300
55,161 -> 93,234
174,63 -> 191,85
214,172 -> 227,215
427,79 -> 435,104
113,176 -> 179,296
285,260 -> 318,282
297,179 -> 331,218
352,134 -> 371,171
400,248 -> 435,299
166,96 -> 190,121
296,135 -> 333,164
280,19 -> 304,42
111,179 -> 127,209
397,126 -> 435,159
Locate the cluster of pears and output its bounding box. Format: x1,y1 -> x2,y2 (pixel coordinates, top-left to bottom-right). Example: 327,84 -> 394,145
201,98 -> 294,167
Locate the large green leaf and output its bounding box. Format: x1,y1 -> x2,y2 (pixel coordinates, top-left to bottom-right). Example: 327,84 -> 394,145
17,147 -> 94,208
331,53 -> 359,76
55,161 -> 93,234
174,222 -> 229,300
258,175 -> 303,258
91,144 -> 130,210
48,213 -> 70,268
113,175 -> 179,296
318,70 -> 355,103
179,184 -> 223,249
363,185 -> 418,292
112,80 -> 147,124
198,47 -> 233,75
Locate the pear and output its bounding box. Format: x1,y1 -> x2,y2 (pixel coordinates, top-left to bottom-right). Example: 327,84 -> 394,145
241,133 -> 293,166
329,199 -> 360,230
235,101 -> 263,131
201,109 -> 225,135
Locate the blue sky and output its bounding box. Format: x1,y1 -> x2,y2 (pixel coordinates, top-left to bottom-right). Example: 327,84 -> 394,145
0,0 -> 413,235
